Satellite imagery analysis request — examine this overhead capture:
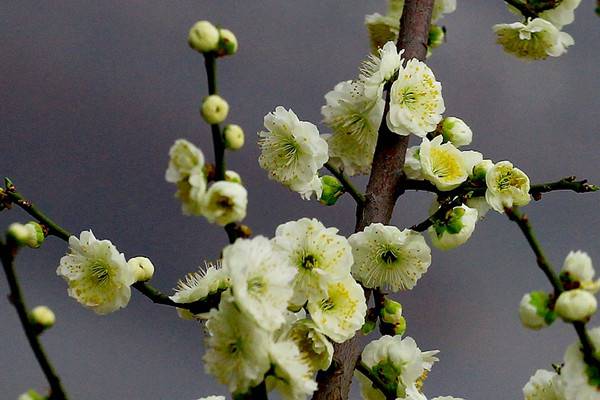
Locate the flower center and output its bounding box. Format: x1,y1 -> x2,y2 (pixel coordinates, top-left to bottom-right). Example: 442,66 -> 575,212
320,298 -> 335,312
301,254 -> 319,270
216,195 -> 234,209
496,169 -> 526,191
431,148 -> 462,179
89,262 -> 111,286
247,277 -> 266,295
381,250 -> 398,264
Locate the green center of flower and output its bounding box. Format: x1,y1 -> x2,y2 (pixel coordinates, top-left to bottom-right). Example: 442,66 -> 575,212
89,262 -> 111,286
320,298 -> 335,312
431,148 -> 462,180
496,168 -> 526,191
247,277 -> 266,294
228,338 -> 243,355
395,87 -> 417,106
301,254 -> 319,270
216,195 -> 234,209
381,249 -> 398,264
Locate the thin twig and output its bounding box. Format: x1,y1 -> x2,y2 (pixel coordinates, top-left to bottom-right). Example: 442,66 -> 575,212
203,53 -> 226,181
324,162 -> 366,205
0,241 -> 68,400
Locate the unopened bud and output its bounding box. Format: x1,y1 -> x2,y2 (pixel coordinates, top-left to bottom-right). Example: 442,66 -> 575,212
188,20 -> 219,53
319,176 -> 344,206
225,170 -> 242,184
128,257 -> 155,282
7,222 -> 44,248
217,28 -> 238,56
30,305 -> 55,330
471,159 -> 494,181
380,299 -> 407,335
519,292 -> 553,330
201,95 -> 229,125
555,289 -> 597,322
361,319 -> 377,335
18,390 -> 45,400
428,24 -> 445,49
441,117 -> 472,147
223,124 -> 244,150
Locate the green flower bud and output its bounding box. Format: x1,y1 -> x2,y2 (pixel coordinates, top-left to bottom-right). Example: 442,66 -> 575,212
471,159 -> 493,181
188,20 -> 219,53
201,95 -> 229,125
555,289 -> 597,322
128,257 -> 155,282
319,176 -> 344,206
18,389 -> 46,400
519,292 -> 554,330
223,124 -> 244,150
380,299 -> 407,336
361,319 -> 377,335
217,28 -> 238,56
428,24 -> 445,49
30,305 -> 55,330
7,222 -> 44,248
441,117 -> 472,147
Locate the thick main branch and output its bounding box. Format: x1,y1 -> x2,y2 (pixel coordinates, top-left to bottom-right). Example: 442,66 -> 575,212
312,1 -> 434,399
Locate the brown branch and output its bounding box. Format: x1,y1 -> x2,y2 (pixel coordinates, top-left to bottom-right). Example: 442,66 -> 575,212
312,1 -> 435,399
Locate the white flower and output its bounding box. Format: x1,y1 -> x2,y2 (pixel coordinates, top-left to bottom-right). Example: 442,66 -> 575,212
322,80 -> 384,176
419,136 -> 482,191
561,251 -> 600,293
523,369 -> 564,400
485,161 -> 531,213
555,289 -> 597,322
465,197 -> 491,220
281,318 -> 334,373
307,276 -> 367,343
175,173 -> 207,216
258,107 -> 328,199
428,204 -> 478,250
57,231 -> 135,315
349,223 -> 431,291
561,326 -> 600,399
387,58 -> 445,137
519,292 -> 551,330
431,0 -> 457,23
360,41 -> 404,99
404,146 -> 424,180
170,262 -> 229,318
360,335 -> 439,399
223,236 -> 296,331
201,181 -> 247,226
272,218 -> 353,307
165,139 -> 205,183
204,296 -> 272,394
266,340 -> 318,400
493,18 -> 574,61
440,117 -> 472,147
539,0 -> 581,29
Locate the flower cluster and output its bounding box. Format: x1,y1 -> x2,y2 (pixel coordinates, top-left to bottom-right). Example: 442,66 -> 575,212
171,218 -> 369,398
493,1 -> 580,60
165,139 -> 247,225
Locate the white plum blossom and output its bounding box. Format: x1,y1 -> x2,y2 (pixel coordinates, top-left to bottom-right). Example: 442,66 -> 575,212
387,58 -> 445,137
561,251 -> 600,293
360,41 -> 404,99
485,161 -> 531,213
419,136 -> 483,191
165,139 -> 205,183
204,296 -> 272,394
307,276 -> 367,343
258,106 -> 328,199
561,326 -> 600,399
365,13 -> 400,53
404,146 -> 424,180
523,369 -> 564,400
57,230 -> 135,315
201,181 -> 247,226
493,18 -> 574,61
428,204 -> 478,250
349,223 -> 431,291
266,340 -> 318,400
272,218 -> 353,307
358,335 -> 439,399
223,236 -> 296,331
322,80 -> 384,176
170,262 -> 229,319
281,318 -> 334,373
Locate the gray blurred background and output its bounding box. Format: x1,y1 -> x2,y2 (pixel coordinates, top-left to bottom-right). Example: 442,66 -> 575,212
1,1 -> 599,399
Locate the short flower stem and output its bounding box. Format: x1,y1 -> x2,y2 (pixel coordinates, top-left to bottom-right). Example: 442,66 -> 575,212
0,241 -> 68,400
505,207 -> 600,371
503,0 -> 538,19
324,162 -> 366,205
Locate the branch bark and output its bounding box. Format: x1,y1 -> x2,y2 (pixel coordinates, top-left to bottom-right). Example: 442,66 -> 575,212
312,1 -> 434,399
